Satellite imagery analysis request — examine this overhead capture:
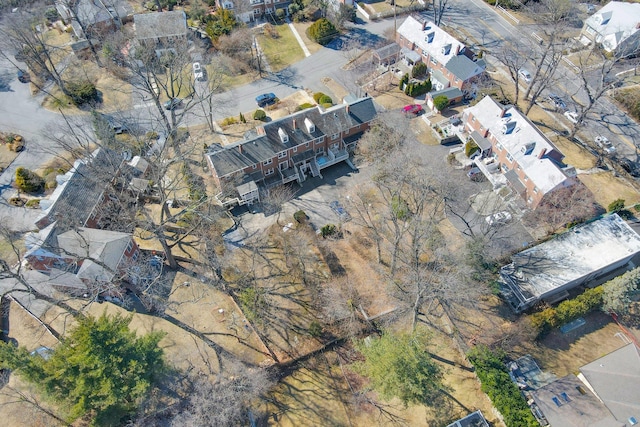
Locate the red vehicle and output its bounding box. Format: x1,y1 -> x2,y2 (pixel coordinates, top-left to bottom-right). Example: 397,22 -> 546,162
402,104 -> 423,115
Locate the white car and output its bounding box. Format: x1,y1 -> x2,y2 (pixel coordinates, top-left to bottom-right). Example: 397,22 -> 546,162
485,211 -> 512,227
564,111 -> 580,124
518,68 -> 532,83
192,62 -> 204,81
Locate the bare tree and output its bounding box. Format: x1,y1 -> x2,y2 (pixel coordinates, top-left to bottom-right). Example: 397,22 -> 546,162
0,7 -> 69,94
431,0 -> 449,26
168,363 -> 273,427
567,48 -> 625,138
496,43 -> 531,105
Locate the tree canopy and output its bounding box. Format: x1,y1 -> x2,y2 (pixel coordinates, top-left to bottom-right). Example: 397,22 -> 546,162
307,18 -> 338,45
0,312 -> 166,426
353,332 -> 444,406
603,267 -> 640,318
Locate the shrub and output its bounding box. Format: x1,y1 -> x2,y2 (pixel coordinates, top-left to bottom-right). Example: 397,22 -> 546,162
321,224 -> 338,238
433,95 -> 449,112
253,109 -> 267,121
221,116 -> 238,126
146,131 -> 159,140
313,92 -> 326,103
608,198 -> 625,212
404,79 -> 431,97
319,94 -> 333,105
411,62 -> 427,78
66,80 -> 98,106
297,102 -> 315,110
293,210 -> 307,223
465,140 -> 479,158
530,286 -> 603,336
308,320 -> 322,337
468,346 -> 539,427
307,18 -> 338,45
275,8 -> 286,20
321,102 -> 333,109
15,167 -> 44,193
239,112 -> 246,123
9,197 -> 25,207
399,73 -> 409,90
25,199 -> 40,209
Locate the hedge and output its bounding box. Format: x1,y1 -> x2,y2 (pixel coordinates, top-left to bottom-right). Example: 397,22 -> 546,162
306,18 -> 338,45
529,286 -> 603,335
468,346 -> 538,427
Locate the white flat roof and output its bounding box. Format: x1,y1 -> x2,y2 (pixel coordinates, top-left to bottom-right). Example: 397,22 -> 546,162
397,16 -> 465,65
501,214 -> 640,304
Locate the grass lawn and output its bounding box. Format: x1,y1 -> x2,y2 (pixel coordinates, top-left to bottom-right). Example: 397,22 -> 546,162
579,171 -> 640,208
256,24 -> 304,72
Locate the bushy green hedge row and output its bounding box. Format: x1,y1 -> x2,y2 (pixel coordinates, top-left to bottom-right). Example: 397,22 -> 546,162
468,346 -> 538,427
405,79 -> 432,97
530,286 -> 603,335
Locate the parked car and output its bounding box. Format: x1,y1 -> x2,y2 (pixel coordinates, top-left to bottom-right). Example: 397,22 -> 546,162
17,69 -> 30,83
466,167 -> 484,181
485,211 -> 512,227
402,104 -> 423,115
329,200 -> 351,222
163,98 -> 182,110
564,111 -> 580,124
192,62 -> 204,81
547,93 -> 566,110
255,93 -> 276,107
518,68 -> 532,83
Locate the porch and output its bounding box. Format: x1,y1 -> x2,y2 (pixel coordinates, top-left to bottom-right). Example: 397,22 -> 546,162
317,147 -> 349,170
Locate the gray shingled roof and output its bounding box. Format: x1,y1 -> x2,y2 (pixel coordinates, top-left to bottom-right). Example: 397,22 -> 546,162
579,343 -> 640,423
134,11 -> 187,41
35,148 -> 124,230
532,375 -> 622,427
207,97 -> 377,180
445,55 -> 485,81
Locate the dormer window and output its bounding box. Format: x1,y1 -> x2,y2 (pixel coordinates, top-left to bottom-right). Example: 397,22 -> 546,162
441,44 -> 452,55
425,32 -> 435,43
278,127 -> 289,143
304,117 -> 315,133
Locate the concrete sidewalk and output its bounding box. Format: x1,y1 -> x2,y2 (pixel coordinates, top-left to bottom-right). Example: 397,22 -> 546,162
286,19 -> 311,58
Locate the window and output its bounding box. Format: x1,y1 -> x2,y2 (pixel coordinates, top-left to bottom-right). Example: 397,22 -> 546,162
132,250 -> 139,262
528,197 -> 533,204
430,57 -> 437,65
524,176 -> 529,182
263,159 -> 273,166
279,162 -> 288,170
506,153 -> 513,162
293,147 -> 298,152
496,142 -> 503,151
533,187 -> 539,194
126,240 -> 134,254
332,134 -> 339,140
305,142 -> 309,148
316,148 -> 324,155
315,139 -> 322,145
265,168 -> 274,176
278,151 -> 287,159
254,8 -> 261,14
253,164 -> 257,169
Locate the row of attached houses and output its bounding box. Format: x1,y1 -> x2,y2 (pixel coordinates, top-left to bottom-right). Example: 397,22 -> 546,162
462,95 -> 577,209
206,96 -> 377,206
395,16 -> 486,97
217,0 -> 294,23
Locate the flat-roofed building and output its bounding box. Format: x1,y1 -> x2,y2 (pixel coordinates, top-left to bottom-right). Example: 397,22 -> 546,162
500,214 -> 640,312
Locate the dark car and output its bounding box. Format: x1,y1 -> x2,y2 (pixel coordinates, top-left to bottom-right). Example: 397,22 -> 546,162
17,69 -> 30,83
255,93 -> 276,107
163,98 -> 182,110
329,200 -> 351,222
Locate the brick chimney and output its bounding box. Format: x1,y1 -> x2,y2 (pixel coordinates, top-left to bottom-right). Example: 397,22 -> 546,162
292,119 -> 296,130
537,148 -> 547,159
238,144 -> 243,154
